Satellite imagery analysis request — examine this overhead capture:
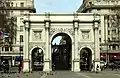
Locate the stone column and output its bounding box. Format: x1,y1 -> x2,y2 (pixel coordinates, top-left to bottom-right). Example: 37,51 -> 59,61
23,22 -> 30,72
105,15 -> 108,42
94,21 -> 100,71
73,18 -> 80,72
43,16 -> 51,71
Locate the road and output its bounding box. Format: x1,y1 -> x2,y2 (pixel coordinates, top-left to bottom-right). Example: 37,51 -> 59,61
46,70 -> 120,78
0,69 -> 120,78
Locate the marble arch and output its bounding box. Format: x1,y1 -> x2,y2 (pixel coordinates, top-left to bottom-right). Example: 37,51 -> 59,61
23,13 -> 100,72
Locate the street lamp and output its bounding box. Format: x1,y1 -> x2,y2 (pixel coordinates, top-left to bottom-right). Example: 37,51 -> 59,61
19,35 -> 22,73
104,39 -> 109,68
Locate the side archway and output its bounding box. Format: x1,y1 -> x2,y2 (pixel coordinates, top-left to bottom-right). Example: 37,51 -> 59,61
80,47 -> 92,71
30,47 -> 44,71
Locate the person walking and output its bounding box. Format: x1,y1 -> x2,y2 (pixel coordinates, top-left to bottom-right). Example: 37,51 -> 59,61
90,63 -> 93,72
96,64 -> 99,73
18,61 -> 21,73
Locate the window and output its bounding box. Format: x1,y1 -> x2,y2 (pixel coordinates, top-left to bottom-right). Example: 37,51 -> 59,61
5,47 -> 9,51
11,11 -> 13,16
6,2 -> 10,7
2,47 -> 4,51
10,47 -> 12,51
20,2 -> 24,7
20,47 -> 23,51
20,26 -> 23,31
108,38 -> 110,41
99,38 -> 101,42
113,44 -> 116,50
99,30 -> 101,35
108,23 -> 109,27
11,2 -> 13,7
108,30 -> 110,35
20,35 -> 23,42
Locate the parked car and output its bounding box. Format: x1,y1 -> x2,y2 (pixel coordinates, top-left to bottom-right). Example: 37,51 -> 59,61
100,61 -> 106,69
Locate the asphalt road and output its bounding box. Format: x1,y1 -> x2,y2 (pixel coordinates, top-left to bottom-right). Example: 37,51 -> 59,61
46,70 -> 120,78
0,69 -> 120,78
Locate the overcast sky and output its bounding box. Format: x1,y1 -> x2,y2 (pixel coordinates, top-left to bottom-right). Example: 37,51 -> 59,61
34,0 -> 83,13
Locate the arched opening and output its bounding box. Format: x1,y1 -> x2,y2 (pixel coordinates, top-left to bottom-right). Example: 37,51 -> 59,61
51,33 -> 72,70
31,47 -> 44,71
80,47 -> 92,71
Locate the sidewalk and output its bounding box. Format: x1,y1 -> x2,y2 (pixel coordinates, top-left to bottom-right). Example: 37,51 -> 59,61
0,71 -> 45,78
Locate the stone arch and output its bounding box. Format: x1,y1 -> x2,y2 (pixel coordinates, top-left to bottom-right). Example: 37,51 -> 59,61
79,46 -> 94,55
29,46 -> 45,56
29,46 -> 44,71
50,31 -> 74,44
79,46 -> 93,71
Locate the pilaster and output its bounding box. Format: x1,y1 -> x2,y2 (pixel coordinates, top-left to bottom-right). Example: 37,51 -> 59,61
94,19 -> 100,71
105,15 -> 108,42
73,14 -> 80,72
23,21 -> 30,72
43,13 -> 51,71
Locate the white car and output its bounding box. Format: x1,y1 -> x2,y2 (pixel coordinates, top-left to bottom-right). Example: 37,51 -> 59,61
100,61 -> 106,68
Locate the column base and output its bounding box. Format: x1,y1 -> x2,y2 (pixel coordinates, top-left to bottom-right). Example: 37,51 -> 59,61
43,59 -> 51,71
23,59 -> 30,73
73,59 -> 80,72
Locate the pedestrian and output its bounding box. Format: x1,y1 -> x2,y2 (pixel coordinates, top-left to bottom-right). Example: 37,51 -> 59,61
18,61 -> 21,73
90,63 -> 93,72
52,63 -> 55,71
112,63 -> 114,71
96,64 -> 99,73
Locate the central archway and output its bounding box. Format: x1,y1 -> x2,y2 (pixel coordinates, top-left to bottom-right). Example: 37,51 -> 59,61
51,33 -> 72,70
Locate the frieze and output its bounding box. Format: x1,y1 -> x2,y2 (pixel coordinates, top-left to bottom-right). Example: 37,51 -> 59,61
49,28 -> 74,36
29,42 -> 46,52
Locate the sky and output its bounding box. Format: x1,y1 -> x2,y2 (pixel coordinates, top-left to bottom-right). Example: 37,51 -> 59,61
34,0 -> 83,45
34,0 -> 83,13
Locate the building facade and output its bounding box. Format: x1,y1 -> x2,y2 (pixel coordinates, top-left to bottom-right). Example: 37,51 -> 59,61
77,0 -> 120,64
0,0 -> 35,67
22,13 -> 100,72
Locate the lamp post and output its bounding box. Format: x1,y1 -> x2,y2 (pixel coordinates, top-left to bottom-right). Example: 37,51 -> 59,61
104,39 -> 109,68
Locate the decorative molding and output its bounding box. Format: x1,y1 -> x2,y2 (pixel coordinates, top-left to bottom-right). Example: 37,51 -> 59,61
49,28 -> 74,36
78,42 -> 94,50
29,42 -> 46,52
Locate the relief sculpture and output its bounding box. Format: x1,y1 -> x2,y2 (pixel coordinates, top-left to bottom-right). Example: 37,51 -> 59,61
82,31 -> 89,40
34,31 -> 42,40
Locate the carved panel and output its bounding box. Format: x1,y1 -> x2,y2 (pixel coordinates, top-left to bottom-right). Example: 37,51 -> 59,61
82,31 -> 90,40
49,28 -> 74,36
32,29 -> 43,41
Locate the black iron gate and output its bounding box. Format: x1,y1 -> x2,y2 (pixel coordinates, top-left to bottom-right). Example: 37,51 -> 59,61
52,45 -> 71,70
